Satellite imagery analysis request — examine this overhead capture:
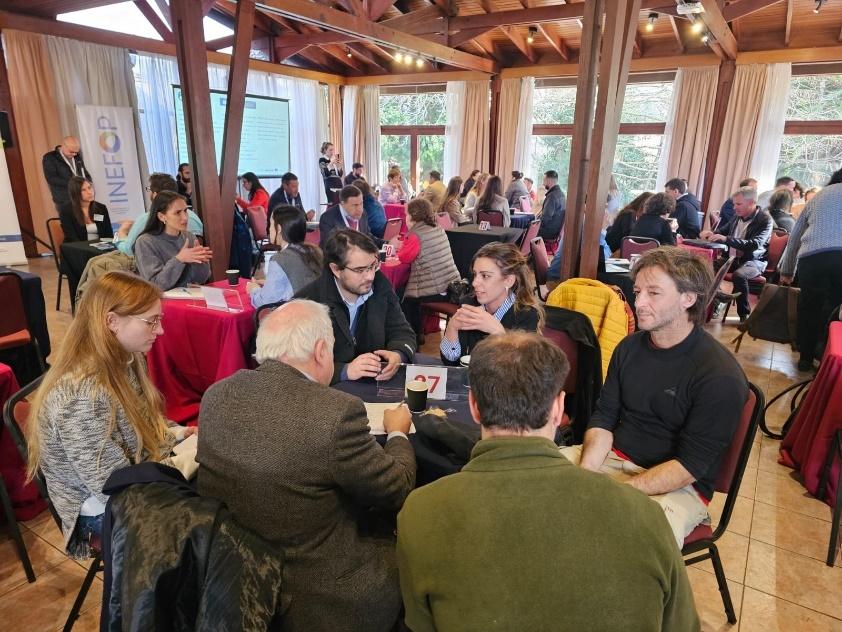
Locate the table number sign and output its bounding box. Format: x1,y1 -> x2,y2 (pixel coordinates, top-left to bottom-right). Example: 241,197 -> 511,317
405,365 -> 448,400
478,221 -> 491,231
383,243 -> 396,257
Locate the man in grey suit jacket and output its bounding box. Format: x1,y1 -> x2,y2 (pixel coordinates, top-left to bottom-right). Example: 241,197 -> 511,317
197,300 -> 416,632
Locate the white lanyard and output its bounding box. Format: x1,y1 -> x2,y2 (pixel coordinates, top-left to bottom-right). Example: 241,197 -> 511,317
61,152 -> 78,176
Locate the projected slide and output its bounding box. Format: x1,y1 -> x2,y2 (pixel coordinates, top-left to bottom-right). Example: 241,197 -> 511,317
174,87 -> 290,178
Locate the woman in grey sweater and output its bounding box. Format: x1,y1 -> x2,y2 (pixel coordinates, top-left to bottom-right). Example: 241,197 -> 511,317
475,175 -> 512,227
26,272 -> 195,558
135,191 -> 212,290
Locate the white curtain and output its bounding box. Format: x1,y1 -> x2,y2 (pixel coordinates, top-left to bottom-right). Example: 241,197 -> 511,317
132,54 -> 323,212
655,67 -> 717,196
495,77 -> 533,180
359,85 -> 381,187
342,85 -> 359,176
443,81 -> 466,181
46,37 -> 149,188
749,63 -> 792,193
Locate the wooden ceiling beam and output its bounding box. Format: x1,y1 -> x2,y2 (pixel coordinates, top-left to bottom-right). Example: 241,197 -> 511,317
449,26 -> 496,47
784,0 -> 793,46
256,0 -> 497,72
206,34 -> 236,50
367,0 -> 398,20
202,0 -> 218,16
721,0 -> 782,22
272,31 -> 358,46
447,2 -> 676,30
669,16 -> 684,53
536,23 -> 570,61
133,0 -> 173,42
153,0 -> 172,28
499,25 -> 537,63
697,0 -> 738,59
379,6 -> 447,34
347,42 -> 390,70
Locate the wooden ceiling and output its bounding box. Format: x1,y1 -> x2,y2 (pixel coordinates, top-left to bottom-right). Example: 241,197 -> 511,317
0,0 -> 840,75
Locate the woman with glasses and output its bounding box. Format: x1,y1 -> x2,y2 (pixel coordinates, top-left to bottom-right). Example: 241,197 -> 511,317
248,205 -> 323,308
135,191 -> 212,290
440,242 -> 544,366
26,272 -> 196,558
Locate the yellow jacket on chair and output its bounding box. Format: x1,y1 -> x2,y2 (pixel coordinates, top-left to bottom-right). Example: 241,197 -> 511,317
546,278 -> 630,379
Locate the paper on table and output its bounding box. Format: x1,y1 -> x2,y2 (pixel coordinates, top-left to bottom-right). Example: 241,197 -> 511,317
173,432 -> 197,455
163,287 -> 204,300
364,403 -> 416,435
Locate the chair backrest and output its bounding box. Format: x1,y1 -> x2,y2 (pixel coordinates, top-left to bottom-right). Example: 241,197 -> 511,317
519,195 -> 532,214
382,217 -> 403,242
621,236 -> 660,259
705,255 -> 736,311
477,210 -> 504,227
519,220 -> 541,255
305,227 -> 320,245
435,212 -> 453,230
0,272 -> 30,338
324,176 -> 343,205
2,376 -> 62,530
766,232 -> 789,272
540,326 -> 578,394
710,382 -> 763,540
46,218 -> 65,272
530,237 -> 549,289
246,206 -> 268,241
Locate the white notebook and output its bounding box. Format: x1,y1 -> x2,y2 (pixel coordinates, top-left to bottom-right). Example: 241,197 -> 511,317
365,403 -> 416,435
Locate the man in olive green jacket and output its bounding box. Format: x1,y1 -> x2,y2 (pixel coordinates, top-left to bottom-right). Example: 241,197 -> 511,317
397,332 -> 699,632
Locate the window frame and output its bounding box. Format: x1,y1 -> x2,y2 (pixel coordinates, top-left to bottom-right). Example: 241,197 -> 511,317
380,125 -> 445,190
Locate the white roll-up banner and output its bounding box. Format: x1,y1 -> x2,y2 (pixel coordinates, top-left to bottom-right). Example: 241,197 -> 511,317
76,105 -> 145,228
0,140 -> 26,266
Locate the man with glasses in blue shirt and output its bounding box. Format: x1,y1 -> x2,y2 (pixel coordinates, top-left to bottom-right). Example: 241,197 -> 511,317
296,229 -> 417,384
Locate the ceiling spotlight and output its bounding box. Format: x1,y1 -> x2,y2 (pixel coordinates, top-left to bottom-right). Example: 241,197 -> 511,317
701,30 -> 710,44
394,52 -> 403,62
690,19 -> 703,34
813,0 -> 822,12
346,47 -> 352,58
646,12 -> 657,32
404,54 -> 414,65
416,57 -> 424,67
527,26 -> 537,43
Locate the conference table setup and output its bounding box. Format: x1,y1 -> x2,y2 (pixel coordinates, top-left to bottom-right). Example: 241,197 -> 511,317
509,212 -> 536,230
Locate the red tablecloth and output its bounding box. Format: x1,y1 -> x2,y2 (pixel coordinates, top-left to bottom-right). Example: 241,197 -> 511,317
147,280 -> 255,425
0,363 -> 46,521
678,243 -> 715,263
780,321 -> 842,507
384,203 -> 408,234
381,258 -> 410,290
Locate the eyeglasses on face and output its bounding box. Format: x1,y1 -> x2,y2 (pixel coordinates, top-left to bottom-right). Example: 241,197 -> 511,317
130,314 -> 163,329
344,259 -> 381,275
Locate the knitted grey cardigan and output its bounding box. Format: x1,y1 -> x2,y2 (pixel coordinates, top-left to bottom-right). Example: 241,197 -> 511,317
779,183 -> 842,276
37,369 -> 177,558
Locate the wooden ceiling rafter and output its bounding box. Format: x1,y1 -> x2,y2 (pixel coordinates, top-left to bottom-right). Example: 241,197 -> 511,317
697,0 -> 738,59
669,15 -> 685,53
537,23 -> 571,61
721,0 -> 783,21
133,0 -> 173,42
499,24 -> 538,63
784,0 -> 793,46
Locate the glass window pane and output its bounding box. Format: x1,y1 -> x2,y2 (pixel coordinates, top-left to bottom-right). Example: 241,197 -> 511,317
380,135 -> 410,183
777,135 -> 842,187
418,135 -> 444,185
785,75 -> 842,121
532,87 -> 576,125
530,135 -> 572,191
613,134 -> 664,201
620,82 -> 674,123
379,93 -> 446,125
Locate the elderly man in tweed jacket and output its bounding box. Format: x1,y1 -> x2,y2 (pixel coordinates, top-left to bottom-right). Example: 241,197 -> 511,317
197,300 -> 416,632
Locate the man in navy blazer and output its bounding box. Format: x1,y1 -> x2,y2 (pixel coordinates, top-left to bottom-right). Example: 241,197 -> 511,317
319,184 -> 379,249
664,177 -> 701,239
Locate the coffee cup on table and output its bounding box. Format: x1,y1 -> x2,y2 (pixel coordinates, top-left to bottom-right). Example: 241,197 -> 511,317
225,269 -> 240,286
406,380 -> 429,413
459,355 -> 471,367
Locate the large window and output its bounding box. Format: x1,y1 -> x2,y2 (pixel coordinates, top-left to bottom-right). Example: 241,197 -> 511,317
530,80 -> 674,201
379,92 -> 445,189
778,73 -> 842,187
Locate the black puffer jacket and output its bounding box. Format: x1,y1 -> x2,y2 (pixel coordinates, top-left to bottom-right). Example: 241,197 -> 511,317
100,463 -> 285,632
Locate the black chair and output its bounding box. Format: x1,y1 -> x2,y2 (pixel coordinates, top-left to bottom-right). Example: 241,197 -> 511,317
0,272 -> 47,374
324,175 -> 344,205
3,376 -> 103,631
46,218 -> 70,311
529,237 -> 550,302
0,418 -> 35,582
818,428 -> 842,567
476,210 -> 504,227
682,382 -> 764,624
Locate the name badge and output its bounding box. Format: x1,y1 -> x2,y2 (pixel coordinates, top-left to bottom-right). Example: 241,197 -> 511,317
478,221 -> 491,231
405,365 -> 448,400
93,214 -> 104,222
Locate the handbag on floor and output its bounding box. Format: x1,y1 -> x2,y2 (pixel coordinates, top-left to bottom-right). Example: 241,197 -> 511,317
732,283 -> 799,353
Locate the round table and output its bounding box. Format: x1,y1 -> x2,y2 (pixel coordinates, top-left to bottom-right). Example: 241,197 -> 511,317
510,213 -> 536,230
60,239 -> 117,308
380,258 -> 410,291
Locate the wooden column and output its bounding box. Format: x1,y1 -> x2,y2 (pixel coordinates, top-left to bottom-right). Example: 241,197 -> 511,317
700,59 -> 736,221
171,0 -> 238,280
558,0 -> 602,280
0,35 -> 36,257
488,75 -> 502,174
218,0 -> 255,209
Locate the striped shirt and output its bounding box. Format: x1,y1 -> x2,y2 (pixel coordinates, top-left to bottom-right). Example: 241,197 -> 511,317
440,293 -> 516,361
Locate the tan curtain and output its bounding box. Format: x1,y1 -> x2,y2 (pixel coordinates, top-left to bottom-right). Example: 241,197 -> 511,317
328,84 -> 342,158
459,80 -> 489,181
352,85 -> 381,186
655,67 -> 717,196
3,31 -> 62,252
707,64 -> 768,213
494,78 -> 533,179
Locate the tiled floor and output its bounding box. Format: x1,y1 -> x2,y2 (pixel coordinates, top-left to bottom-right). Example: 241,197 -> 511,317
1,256 -> 840,631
